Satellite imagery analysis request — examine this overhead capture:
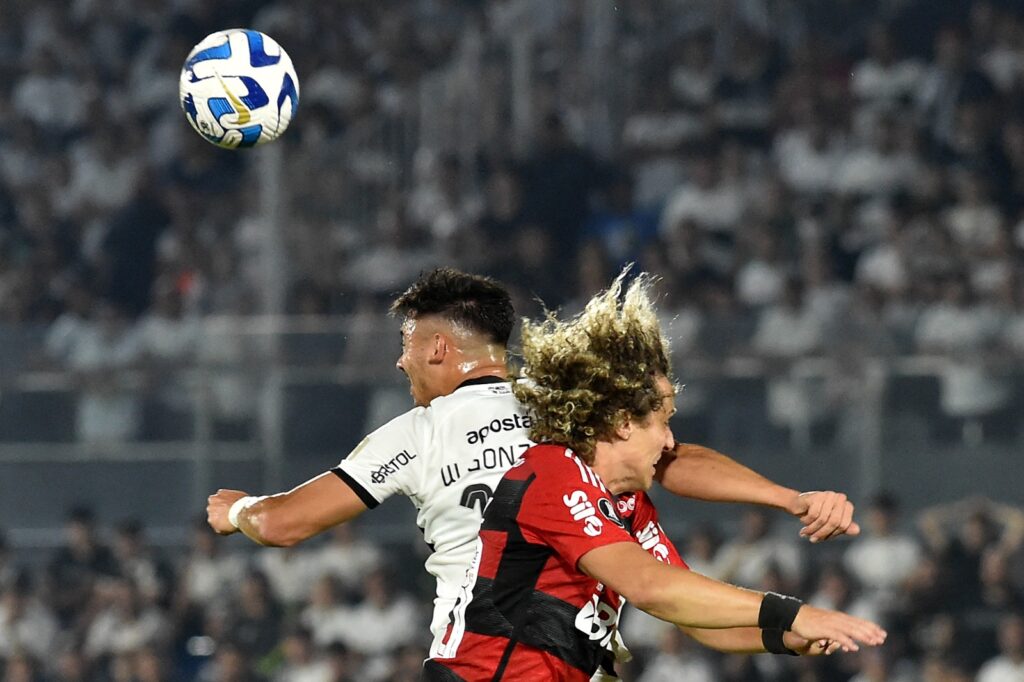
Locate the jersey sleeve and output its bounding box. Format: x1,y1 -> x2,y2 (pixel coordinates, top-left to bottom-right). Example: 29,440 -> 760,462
516,450 -> 636,568
331,410 -> 424,508
628,492 -> 688,569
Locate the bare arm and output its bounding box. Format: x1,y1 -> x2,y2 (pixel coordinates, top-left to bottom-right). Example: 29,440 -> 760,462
206,472 -> 368,547
579,542 -> 885,652
655,443 -> 860,542
680,626 -> 839,656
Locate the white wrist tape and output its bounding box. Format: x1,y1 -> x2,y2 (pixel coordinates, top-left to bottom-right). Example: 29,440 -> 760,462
227,495 -> 266,529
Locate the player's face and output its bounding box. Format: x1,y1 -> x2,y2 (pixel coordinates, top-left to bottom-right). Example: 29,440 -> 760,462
396,316 -> 440,406
620,375 -> 676,492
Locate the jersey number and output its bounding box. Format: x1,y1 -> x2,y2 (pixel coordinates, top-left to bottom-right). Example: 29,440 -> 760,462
459,484 -> 494,514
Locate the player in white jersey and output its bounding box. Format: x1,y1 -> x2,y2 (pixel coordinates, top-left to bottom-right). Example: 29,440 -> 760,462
331,376 -> 535,647
206,268 -> 860,658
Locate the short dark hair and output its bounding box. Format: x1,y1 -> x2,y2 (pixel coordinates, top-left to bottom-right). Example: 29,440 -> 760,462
390,268 -> 514,346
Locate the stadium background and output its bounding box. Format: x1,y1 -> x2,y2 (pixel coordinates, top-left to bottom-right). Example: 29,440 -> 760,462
1,0 -> 1024,680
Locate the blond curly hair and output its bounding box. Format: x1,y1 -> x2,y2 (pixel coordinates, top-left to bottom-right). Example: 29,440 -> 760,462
512,269 -> 673,462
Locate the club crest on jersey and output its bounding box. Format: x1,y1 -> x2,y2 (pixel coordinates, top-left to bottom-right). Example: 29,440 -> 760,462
563,490 -> 604,537
597,498 -> 624,528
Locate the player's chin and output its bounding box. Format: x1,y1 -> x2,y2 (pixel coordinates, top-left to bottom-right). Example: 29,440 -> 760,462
640,469 -> 656,491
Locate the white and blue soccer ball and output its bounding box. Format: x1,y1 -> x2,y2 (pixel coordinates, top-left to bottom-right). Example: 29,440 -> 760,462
179,29 -> 300,149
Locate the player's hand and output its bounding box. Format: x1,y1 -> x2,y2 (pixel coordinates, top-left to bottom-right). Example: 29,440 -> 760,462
790,604 -> 886,654
782,632 -> 842,656
207,489 -> 248,535
790,491 -> 860,543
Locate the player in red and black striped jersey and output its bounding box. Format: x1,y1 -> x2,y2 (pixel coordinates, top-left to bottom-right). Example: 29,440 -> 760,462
429,444 -> 687,681
425,271 -> 886,681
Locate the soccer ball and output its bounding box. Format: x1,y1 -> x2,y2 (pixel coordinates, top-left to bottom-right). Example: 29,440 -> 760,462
179,29 -> 300,149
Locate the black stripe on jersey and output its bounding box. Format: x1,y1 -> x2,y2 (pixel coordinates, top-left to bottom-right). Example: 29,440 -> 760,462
330,467 -> 380,509
466,577 -> 604,675
421,659 -> 467,681
466,471 -> 605,676
480,475 -> 534,533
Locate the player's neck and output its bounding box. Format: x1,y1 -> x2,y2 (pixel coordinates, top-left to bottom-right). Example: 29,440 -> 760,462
450,362 -> 509,388
589,444 -> 635,496
449,345 -> 509,383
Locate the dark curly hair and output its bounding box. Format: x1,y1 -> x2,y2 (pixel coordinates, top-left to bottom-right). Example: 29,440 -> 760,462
512,270 -> 674,462
390,268 -> 515,346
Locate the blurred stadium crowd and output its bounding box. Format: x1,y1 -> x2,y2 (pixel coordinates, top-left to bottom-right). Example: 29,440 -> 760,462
2,0 -> 1024,446
2,0 -> 1024,679
2,494 -> 1024,681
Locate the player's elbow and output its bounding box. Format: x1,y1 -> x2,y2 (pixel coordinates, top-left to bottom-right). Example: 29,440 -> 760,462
615,564 -> 672,615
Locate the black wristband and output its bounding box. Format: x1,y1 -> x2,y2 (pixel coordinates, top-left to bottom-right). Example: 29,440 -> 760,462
761,628 -> 799,655
758,592 -> 803,631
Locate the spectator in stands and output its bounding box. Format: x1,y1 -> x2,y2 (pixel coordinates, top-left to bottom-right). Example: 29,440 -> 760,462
132,646 -> 174,682
918,497 -> 1024,613
914,275 -> 1013,442
47,506 -> 119,629
773,96 -> 847,197
111,520 -> 173,609
583,171 -> 659,269
83,576 -> 169,661
227,572 -> 282,662
834,113 -> 921,198
520,112 -> 607,259
135,277 -> 199,440
256,544 -> 320,612
300,575 -> 348,648
0,572 -> 58,660
843,492 -> 923,611
332,572 -> 421,658
850,23 -> 925,114
978,612 -> 1024,682
273,627 -> 333,682
54,300 -> 144,444
175,519 -> 246,619
52,647 -> 91,682
751,276 -> 832,442
636,627 -> 716,682
1,651 -> 44,682
713,508 -> 802,591
196,640 -> 261,682
808,563 -> 880,625
312,524 -> 381,595
661,150 -> 747,237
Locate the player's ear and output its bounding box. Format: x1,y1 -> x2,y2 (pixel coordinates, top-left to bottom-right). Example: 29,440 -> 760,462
614,413 -> 634,441
428,333 -> 447,364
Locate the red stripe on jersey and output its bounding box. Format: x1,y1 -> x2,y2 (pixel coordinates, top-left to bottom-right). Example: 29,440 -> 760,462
477,529 -> 507,579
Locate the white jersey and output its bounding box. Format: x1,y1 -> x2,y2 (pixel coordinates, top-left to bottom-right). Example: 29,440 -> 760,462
332,377 -> 533,655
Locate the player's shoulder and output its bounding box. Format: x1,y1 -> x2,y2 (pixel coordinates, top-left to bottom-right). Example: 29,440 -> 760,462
522,444 -> 608,493
369,403 -> 429,438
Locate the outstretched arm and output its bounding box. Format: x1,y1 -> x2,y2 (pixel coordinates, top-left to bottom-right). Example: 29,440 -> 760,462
579,542 -> 885,652
680,625 -> 839,656
206,471 -> 368,547
655,443 -> 860,542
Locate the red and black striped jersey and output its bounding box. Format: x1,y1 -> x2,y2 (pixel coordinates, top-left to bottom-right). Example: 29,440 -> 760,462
425,444 -> 687,681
